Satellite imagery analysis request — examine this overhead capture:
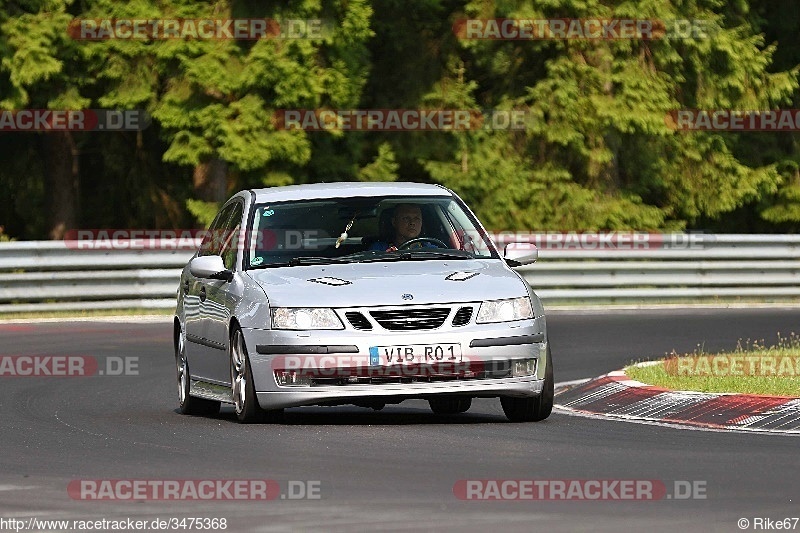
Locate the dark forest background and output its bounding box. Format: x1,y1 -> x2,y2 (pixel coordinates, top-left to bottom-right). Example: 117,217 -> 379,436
1,0 -> 799,240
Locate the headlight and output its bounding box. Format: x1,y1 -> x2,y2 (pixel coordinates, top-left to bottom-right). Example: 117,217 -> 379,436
271,308 -> 344,330
476,297 -> 533,324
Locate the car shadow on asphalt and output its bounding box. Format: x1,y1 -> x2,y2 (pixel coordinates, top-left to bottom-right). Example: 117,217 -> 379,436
212,404 -> 511,425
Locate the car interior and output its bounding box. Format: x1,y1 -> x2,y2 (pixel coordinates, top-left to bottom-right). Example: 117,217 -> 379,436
248,200 -> 466,266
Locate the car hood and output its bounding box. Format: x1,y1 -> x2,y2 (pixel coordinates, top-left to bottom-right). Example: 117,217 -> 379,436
246,259 -> 528,308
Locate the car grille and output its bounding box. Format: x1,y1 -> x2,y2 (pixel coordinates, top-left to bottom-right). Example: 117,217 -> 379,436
369,308 -> 450,331
345,311 -> 372,330
452,306 -> 473,326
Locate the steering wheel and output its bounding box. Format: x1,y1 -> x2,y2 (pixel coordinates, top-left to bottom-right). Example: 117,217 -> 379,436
398,237 -> 448,250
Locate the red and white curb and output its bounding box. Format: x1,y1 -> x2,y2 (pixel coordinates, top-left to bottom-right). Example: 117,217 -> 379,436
555,370 -> 800,434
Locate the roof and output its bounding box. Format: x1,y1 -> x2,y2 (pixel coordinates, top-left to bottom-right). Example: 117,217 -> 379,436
250,182 -> 451,203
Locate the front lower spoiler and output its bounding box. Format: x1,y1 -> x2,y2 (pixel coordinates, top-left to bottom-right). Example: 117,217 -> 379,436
256,376 -> 544,410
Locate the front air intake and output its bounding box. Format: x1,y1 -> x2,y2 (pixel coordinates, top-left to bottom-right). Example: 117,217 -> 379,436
345,312 -> 372,330
452,306 -> 473,327
370,308 -> 450,331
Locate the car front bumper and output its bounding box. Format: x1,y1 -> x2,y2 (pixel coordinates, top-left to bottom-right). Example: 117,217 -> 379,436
242,317 -> 547,410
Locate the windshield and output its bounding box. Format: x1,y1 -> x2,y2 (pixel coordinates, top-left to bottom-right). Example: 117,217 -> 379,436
245,195 -> 498,268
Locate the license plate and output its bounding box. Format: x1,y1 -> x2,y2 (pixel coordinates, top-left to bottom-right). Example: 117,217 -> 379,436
369,344 -> 462,366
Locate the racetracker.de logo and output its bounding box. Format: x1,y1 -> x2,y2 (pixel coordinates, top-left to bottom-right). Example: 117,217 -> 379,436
0,356 -> 138,377
0,110 -> 149,132
453,479 -> 707,500
64,229 -> 205,250
271,354 -> 487,382
68,480 -> 281,500
68,18 -> 331,40
62,229 -> 318,251
666,110 -> 800,131
453,18 -> 714,40
484,231 -> 708,251
272,109 -> 528,131
664,355 -> 800,377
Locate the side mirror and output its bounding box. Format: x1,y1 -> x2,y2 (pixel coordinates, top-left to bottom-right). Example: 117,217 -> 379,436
503,242 -> 538,266
190,255 -> 234,282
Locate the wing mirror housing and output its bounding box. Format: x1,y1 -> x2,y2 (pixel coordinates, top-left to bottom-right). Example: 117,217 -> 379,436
189,255 -> 234,282
503,242 -> 538,267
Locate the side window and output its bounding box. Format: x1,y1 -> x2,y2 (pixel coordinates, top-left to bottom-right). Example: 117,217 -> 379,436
220,203 -> 244,271
197,202 -> 242,261
198,203 -> 235,258
444,200 -> 493,256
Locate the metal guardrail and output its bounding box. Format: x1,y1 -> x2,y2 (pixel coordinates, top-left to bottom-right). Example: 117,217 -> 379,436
1,235 -> 800,312
0,242 -> 193,312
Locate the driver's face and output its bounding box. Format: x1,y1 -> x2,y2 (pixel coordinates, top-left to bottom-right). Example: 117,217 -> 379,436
393,205 -> 422,243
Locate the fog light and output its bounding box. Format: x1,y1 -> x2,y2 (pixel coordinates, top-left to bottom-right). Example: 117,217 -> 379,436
511,358 -> 537,377
274,371 -> 312,386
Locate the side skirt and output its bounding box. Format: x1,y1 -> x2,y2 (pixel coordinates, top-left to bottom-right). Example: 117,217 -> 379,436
190,379 -> 233,404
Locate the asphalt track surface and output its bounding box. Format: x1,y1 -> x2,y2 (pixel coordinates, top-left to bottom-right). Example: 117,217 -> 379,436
0,309 -> 798,532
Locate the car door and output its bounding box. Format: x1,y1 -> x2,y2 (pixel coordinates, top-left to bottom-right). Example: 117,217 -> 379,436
186,202 -> 238,382
201,200 -> 245,384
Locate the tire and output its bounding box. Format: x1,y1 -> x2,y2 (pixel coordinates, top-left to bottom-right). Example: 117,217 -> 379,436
176,327 -> 220,416
230,327 -> 284,424
429,397 -> 472,415
500,345 -> 554,422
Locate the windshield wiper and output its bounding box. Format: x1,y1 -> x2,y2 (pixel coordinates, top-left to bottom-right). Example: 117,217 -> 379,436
337,250 -> 382,261
253,250 -> 472,268
288,256 -> 352,266
408,250 -> 473,260
251,256 -> 351,268
358,250 -> 472,263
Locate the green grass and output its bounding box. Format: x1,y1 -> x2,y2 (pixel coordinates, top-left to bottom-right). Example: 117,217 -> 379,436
0,308 -> 173,320
625,334 -> 800,397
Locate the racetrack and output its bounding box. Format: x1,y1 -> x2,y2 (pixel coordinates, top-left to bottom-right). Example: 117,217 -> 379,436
0,309 -> 797,532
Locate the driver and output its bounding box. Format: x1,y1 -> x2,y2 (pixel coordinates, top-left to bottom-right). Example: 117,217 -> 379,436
370,203 -> 437,252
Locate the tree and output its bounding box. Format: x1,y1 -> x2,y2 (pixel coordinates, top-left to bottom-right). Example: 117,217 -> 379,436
418,0 -> 799,230
151,0 -> 374,202
0,0 -> 90,238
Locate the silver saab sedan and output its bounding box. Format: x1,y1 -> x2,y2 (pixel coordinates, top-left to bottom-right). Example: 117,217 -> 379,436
173,182 -> 552,423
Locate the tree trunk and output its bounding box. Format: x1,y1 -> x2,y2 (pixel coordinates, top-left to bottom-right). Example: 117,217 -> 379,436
44,132 -> 78,240
193,158 -> 229,203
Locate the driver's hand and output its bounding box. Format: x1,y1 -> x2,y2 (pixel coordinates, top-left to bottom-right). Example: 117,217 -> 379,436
385,245 -> 398,252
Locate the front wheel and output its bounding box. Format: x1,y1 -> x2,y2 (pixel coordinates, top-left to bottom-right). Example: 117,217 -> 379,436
176,328 -> 220,416
230,327 -> 283,424
500,346 -> 554,422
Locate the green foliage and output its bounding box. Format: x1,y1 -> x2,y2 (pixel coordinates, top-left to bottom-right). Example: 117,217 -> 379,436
0,226 -> 14,241
1,0 -> 799,238
151,0 -> 373,181
0,3 -> 89,110
761,160 -> 800,229
358,143 -> 399,182
417,0 -> 800,229
185,199 -> 219,228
